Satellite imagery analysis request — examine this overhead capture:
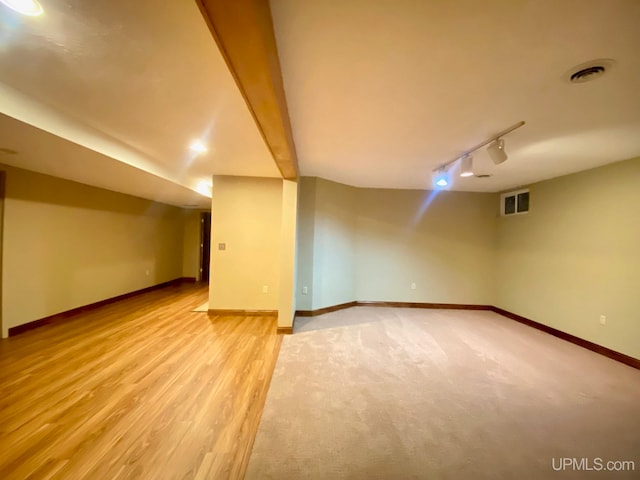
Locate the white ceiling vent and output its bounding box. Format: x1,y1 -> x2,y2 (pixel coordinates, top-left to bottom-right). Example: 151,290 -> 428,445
501,189 -> 529,216
564,59 -> 615,84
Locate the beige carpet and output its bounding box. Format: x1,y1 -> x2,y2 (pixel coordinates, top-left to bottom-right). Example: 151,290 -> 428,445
192,302 -> 209,312
246,307 -> 640,479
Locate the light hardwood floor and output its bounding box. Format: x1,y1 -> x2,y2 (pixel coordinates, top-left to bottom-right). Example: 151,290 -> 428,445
0,283 -> 281,480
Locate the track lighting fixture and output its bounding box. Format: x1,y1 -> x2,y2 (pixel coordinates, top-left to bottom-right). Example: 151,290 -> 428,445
487,138 -> 507,164
433,167 -> 450,188
459,154 -> 474,177
431,121 -> 524,187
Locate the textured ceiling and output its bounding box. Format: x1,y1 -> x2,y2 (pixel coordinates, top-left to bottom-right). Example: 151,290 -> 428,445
0,0 -> 279,205
270,0 -> 640,191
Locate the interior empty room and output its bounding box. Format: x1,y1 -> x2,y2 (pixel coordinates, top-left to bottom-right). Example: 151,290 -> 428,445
1,0 -> 639,479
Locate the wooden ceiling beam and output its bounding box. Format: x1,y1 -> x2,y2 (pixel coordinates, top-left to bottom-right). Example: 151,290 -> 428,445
197,0 -> 299,179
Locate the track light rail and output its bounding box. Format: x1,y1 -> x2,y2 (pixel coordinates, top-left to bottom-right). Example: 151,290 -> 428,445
434,120 -> 526,172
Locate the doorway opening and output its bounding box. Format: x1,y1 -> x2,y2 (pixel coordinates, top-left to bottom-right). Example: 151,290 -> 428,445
0,171 -> 5,338
200,212 -> 211,282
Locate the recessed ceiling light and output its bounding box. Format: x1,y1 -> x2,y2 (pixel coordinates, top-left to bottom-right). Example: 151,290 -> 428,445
0,0 -> 44,16
195,180 -> 212,197
189,140 -> 207,154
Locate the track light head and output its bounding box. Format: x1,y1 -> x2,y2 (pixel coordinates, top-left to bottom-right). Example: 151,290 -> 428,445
487,138 -> 507,165
459,154 -> 473,177
433,167 -> 449,188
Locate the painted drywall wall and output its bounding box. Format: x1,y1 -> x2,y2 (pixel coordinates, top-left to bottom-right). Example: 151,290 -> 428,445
496,156 -> 640,359
208,176 -> 282,311
1,165 -> 184,337
309,177 -> 357,310
295,178 -> 497,309
278,179 -> 298,327
182,210 -> 202,280
295,177 -> 316,311
356,188 -> 497,304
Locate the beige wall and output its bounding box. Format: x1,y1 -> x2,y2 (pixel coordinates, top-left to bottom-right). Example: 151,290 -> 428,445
296,177 -> 497,309
1,165 -> 185,337
295,177 -> 357,310
496,157 -> 640,359
208,176 -> 283,311
278,180 -> 298,327
311,178 -> 357,309
295,177 -> 316,310
356,188 -> 497,304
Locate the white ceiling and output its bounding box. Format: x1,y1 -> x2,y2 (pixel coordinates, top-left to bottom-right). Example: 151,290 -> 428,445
0,0 -> 280,207
0,112 -> 208,207
270,0 -> 640,192
1,0 -> 638,198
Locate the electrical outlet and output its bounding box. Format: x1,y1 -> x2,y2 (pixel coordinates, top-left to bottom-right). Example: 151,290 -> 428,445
263,285 -> 269,294
302,286 -> 308,295
218,243 -> 226,251
599,315 -> 607,325
411,282 -> 416,290
145,269 -> 150,276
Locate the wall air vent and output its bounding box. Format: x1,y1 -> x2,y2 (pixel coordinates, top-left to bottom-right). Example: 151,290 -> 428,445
501,188 -> 529,216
